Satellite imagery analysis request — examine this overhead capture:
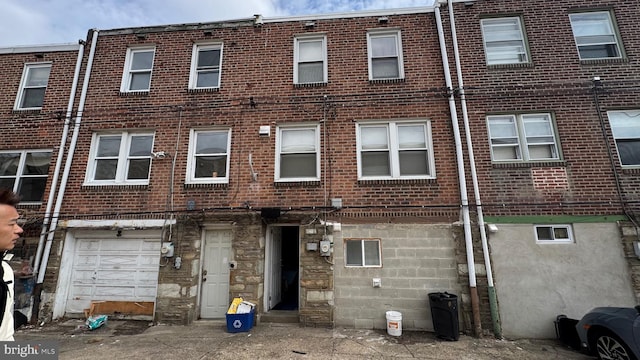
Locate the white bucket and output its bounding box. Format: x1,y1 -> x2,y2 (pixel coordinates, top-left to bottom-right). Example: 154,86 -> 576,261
386,311 -> 402,336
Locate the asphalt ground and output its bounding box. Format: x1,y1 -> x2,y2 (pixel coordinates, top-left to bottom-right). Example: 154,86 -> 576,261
14,319 -> 595,360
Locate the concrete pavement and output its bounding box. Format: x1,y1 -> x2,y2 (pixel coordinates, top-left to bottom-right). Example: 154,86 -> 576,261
15,319 -> 594,360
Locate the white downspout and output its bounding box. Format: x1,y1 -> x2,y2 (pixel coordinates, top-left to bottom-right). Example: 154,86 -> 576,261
435,1 -> 482,336
37,30 -> 99,285
32,41 -> 85,276
447,0 -> 501,338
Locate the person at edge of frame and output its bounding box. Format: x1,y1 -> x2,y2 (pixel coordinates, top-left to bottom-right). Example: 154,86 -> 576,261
0,189 -> 24,341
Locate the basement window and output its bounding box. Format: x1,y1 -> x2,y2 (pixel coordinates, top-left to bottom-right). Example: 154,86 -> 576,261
345,238 -> 382,267
534,225 -> 574,244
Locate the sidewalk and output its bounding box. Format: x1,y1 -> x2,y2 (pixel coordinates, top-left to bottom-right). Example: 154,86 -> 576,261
15,319 -> 594,360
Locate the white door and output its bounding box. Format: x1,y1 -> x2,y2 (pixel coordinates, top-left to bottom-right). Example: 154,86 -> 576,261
65,232 -> 160,314
266,226 -> 282,310
200,229 -> 232,318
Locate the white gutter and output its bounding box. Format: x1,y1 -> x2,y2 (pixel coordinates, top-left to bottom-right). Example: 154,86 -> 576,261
33,41 -> 85,276
435,1 -> 482,336
446,0 -> 501,338
37,30 -> 99,285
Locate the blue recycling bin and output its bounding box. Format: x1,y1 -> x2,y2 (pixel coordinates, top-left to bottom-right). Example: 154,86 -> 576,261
226,309 -> 254,333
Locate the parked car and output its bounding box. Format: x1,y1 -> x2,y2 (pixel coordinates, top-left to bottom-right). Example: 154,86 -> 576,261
576,306 -> 640,360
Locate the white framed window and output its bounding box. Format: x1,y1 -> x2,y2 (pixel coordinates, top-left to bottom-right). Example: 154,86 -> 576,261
15,63 -> 52,110
367,29 -> 404,80
345,239 -> 382,267
607,110 -> 640,167
120,47 -> 155,92
357,121 -> 434,180
0,150 -> 51,203
535,225 -> 574,244
189,43 -> 223,89
186,128 -> 231,184
481,17 -> 529,65
275,125 -> 320,181
569,11 -> 622,60
85,132 -> 154,185
487,113 -> 560,162
294,35 -> 327,84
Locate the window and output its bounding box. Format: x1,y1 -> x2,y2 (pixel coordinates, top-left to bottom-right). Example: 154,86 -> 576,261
535,225 -> 573,244
367,30 -> 404,80
487,113 -> 560,162
276,125 -> 320,181
15,63 -> 51,110
345,239 -> 381,267
481,17 -> 529,65
294,35 -> 327,84
86,132 -> 154,185
607,110 -> 640,167
121,47 -> 155,92
0,150 -> 51,203
569,11 -> 622,60
186,129 -> 231,183
189,43 -> 223,89
357,121 -> 433,179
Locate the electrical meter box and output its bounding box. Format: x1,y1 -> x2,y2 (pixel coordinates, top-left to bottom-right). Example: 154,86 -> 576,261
319,240 -> 331,256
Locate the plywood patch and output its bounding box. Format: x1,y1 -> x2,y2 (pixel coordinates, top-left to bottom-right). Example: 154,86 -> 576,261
84,301 -> 154,318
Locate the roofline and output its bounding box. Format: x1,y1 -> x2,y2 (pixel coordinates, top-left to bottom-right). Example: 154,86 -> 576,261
263,6 -> 435,23
0,43 -> 81,54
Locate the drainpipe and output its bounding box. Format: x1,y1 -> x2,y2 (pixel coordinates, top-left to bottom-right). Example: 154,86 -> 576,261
37,29 -> 99,285
32,41 -> 85,276
447,0 -> 501,338
435,1 -> 482,336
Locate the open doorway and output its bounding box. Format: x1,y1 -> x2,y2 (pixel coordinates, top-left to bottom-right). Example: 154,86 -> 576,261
265,226 -> 299,312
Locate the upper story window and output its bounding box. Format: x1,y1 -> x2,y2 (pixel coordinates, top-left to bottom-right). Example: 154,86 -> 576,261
189,43 -> 223,90
85,131 -> 154,185
121,47 -> 155,92
345,238 -> 382,267
357,121 -> 434,180
607,110 -> 640,167
0,150 -> 52,203
15,63 -> 51,110
367,29 -> 404,81
481,17 -> 529,65
569,11 -> 622,60
275,125 -> 320,182
535,225 -> 574,244
294,35 -> 327,85
487,113 -> 560,162
186,128 -> 231,184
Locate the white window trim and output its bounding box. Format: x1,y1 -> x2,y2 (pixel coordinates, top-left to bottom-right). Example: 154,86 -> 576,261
480,17 -> 529,65
356,120 -> 435,180
293,34 -> 328,84
120,47 -> 155,93
185,128 -> 231,184
275,124 -> 321,182
569,11 -> 622,60
607,109 -> 640,168
344,238 -> 382,268
534,224 -> 574,244
189,42 -> 223,90
0,149 -> 51,204
367,29 -> 405,81
14,62 -> 52,110
487,113 -> 560,162
84,131 -> 154,186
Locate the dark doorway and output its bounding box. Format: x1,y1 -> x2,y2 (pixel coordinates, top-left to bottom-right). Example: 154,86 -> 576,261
273,226 -> 299,310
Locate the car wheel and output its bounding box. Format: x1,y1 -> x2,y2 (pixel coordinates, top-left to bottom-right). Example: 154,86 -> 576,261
594,331 -> 637,360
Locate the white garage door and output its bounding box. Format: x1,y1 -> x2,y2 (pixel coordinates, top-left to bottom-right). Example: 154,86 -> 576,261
65,231 -> 161,314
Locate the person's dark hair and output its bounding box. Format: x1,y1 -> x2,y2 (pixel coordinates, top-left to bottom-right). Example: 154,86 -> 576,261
0,189 -> 20,207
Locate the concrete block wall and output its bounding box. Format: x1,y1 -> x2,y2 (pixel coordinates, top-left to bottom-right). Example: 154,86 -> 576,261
334,223 -> 460,331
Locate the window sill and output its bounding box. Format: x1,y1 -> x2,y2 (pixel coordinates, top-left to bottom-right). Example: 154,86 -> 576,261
187,87 -> 220,93
12,109 -> 42,114
17,203 -> 42,209
579,57 -> 628,65
492,161 -> 566,169
119,91 -> 149,97
369,78 -> 405,84
487,62 -> 534,69
183,182 -> 228,190
357,178 -> 436,186
621,167 -> 640,175
294,82 -> 327,88
81,184 -> 150,191
274,181 -> 321,188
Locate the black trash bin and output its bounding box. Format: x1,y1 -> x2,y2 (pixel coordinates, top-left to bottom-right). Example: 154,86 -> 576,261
428,292 -> 459,341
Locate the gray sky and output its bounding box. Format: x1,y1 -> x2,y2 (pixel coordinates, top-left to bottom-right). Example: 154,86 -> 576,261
1,0 -> 434,47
